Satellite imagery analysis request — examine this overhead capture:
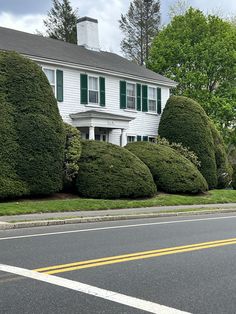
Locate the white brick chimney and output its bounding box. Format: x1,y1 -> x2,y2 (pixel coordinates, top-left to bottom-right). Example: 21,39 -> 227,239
77,17 -> 100,51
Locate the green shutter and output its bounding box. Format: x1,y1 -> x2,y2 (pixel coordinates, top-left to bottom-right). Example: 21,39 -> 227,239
142,85 -> 148,112
136,84 -> 141,111
120,81 -> 126,109
157,87 -> 162,114
80,74 -> 88,104
137,135 -> 142,141
56,70 -> 63,102
99,77 -> 105,107
143,136 -> 148,142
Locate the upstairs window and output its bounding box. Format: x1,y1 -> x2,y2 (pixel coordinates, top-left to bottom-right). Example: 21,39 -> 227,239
89,76 -> 99,104
43,68 -> 55,94
148,87 -> 157,113
127,83 -> 136,110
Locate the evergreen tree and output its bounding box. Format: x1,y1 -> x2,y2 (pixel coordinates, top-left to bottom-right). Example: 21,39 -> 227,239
119,0 -> 160,65
44,0 -> 79,44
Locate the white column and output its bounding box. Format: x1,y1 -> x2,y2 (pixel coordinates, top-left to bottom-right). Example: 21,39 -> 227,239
120,129 -> 127,147
89,126 -> 95,140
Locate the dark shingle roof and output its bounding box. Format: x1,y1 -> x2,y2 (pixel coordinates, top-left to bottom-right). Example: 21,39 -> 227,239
0,26 -> 176,86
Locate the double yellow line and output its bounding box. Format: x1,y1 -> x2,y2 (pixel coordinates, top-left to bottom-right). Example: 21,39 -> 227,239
35,237 -> 236,275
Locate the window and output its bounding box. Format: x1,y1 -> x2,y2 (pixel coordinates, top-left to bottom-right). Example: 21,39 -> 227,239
127,136 -> 136,143
127,83 -> 136,110
148,87 -> 157,112
89,76 -> 99,104
148,137 -> 156,143
43,68 -> 55,94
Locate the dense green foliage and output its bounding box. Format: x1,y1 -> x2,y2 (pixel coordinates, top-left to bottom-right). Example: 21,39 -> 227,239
76,141 -> 157,199
126,142 -> 208,194
0,51 -> 65,197
232,166 -> 236,190
44,0 -> 79,43
119,0 -> 160,65
209,121 -> 233,188
148,8 -> 236,143
156,136 -> 200,167
158,96 -> 217,188
63,123 -> 81,190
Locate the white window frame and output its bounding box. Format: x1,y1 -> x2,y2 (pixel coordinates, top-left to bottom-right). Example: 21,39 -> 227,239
126,82 -> 136,110
42,67 -> 56,95
127,135 -> 136,143
88,75 -> 99,104
148,86 -> 157,113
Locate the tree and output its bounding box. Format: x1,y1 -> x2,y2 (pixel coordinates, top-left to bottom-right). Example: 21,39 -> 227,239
44,0 -> 79,44
119,0 -> 161,65
148,8 -> 236,143
168,0 -> 189,20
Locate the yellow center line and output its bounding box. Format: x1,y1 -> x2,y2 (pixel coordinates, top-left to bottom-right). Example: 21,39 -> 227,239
34,237 -> 236,275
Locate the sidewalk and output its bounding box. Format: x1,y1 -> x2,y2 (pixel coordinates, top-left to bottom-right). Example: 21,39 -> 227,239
1,203 -> 236,230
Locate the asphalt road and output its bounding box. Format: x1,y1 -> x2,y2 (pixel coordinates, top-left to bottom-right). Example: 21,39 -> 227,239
1,213 -> 236,313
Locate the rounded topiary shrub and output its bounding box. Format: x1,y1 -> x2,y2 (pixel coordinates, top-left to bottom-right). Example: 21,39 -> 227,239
126,142 -> 208,194
158,96 -> 217,189
0,98 -> 28,199
0,51 -> 65,196
209,120 -> 232,188
76,141 -> 157,199
63,123 -> 82,191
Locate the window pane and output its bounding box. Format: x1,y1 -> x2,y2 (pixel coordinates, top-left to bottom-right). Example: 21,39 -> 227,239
148,99 -> 156,112
89,77 -> 98,90
127,83 -> 135,97
127,96 -> 135,109
44,69 -> 55,85
148,87 -> 156,100
127,136 -> 135,143
89,90 -> 99,103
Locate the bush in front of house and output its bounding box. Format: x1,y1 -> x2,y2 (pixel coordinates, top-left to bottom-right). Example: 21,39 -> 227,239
76,141 -> 157,199
0,51 -> 65,196
63,123 -> 82,191
126,142 -> 208,194
209,120 -> 232,188
0,97 -> 28,199
158,96 -> 217,189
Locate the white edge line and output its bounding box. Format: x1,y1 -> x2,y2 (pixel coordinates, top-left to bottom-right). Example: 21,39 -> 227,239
0,264 -> 190,314
0,215 -> 236,241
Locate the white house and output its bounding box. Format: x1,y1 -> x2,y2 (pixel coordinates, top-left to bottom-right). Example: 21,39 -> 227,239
0,17 -> 177,146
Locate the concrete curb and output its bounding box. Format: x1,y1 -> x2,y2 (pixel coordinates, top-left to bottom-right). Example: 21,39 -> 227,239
1,208 -> 236,230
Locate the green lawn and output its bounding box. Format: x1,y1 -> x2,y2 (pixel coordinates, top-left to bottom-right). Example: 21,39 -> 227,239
0,190 -> 236,216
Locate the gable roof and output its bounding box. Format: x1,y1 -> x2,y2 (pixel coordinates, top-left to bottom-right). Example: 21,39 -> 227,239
0,26 -> 176,86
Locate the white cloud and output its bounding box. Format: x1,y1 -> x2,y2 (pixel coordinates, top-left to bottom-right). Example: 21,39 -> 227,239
0,12 -> 46,34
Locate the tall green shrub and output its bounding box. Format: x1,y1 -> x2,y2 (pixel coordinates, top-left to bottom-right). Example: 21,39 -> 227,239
126,142 -> 208,194
209,121 -> 232,188
0,51 -> 65,196
76,141 -> 157,199
159,96 -> 217,188
63,123 -> 82,190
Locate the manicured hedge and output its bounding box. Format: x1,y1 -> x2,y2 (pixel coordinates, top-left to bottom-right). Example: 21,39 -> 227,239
158,96 -> 217,188
0,51 -> 65,197
126,142 -> 208,194
76,141 -> 157,199
209,121 -> 232,188
63,123 -> 82,191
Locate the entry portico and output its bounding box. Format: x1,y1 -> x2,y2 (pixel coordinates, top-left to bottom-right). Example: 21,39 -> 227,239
70,110 -> 135,146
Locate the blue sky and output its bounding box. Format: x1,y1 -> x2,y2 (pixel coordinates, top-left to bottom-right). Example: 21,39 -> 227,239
0,0 -> 235,53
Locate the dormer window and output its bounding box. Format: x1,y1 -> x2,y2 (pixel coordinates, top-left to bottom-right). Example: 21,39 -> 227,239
89,76 -> 99,104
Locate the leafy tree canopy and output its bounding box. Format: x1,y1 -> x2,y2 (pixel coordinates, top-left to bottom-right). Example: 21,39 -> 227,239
148,8 -> 236,143
119,0 -> 160,65
44,0 -> 79,44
